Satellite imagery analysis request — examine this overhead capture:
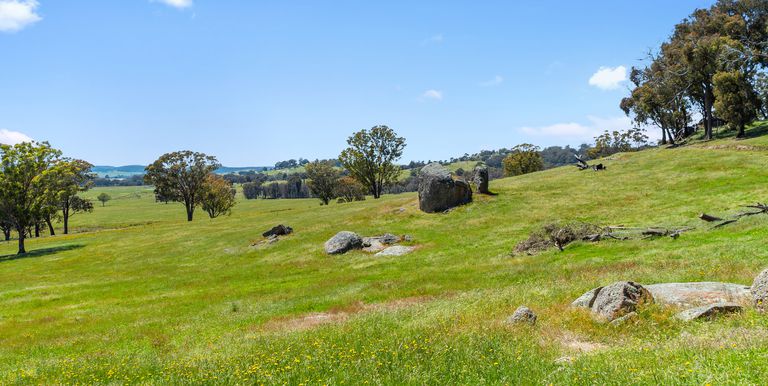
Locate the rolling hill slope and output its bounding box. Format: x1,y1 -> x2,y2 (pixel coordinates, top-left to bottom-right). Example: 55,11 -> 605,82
2,123 -> 768,384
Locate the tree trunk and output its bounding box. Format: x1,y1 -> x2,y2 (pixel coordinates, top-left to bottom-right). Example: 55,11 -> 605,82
704,83 -> 714,140
660,128 -> 667,145
17,231 -> 26,254
45,216 -> 55,236
185,202 -> 194,221
737,124 -> 746,138
3,228 -> 10,241
666,127 -> 676,145
34,224 -> 40,238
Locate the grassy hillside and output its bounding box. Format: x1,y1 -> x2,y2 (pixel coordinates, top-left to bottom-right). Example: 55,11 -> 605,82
2,123 -> 768,384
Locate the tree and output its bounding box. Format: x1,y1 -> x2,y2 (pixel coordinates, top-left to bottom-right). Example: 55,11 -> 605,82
54,159 -> 95,234
97,193 -> 111,207
335,176 -> 367,203
664,7 -> 749,140
242,181 -> 263,200
587,129 -> 649,159
144,151 -> 221,221
713,70 -> 760,137
200,174 -> 236,218
338,125 -> 406,199
753,72 -> 768,118
0,141 -> 64,254
305,161 -> 339,205
502,144 -> 544,177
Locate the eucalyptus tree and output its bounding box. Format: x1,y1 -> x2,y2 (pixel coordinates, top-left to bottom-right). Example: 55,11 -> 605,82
144,151 -> 221,221
338,125 -> 406,199
0,141 -> 64,254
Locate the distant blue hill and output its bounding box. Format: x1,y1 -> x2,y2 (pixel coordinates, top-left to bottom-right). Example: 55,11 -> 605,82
92,165 -> 272,178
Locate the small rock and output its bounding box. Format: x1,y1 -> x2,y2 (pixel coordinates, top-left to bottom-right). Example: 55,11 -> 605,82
675,302 -> 743,322
375,246 -> 415,257
403,234 -> 414,242
263,224 -> 293,238
507,306 -> 537,325
324,231 -> 363,255
752,269 -> 768,312
590,281 -> 652,322
610,311 -> 637,326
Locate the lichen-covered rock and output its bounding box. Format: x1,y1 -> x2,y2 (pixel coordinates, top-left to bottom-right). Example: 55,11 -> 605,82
507,306 -> 537,325
675,302 -> 743,322
418,163 -> 472,213
472,163 -> 490,194
645,282 -> 751,308
752,269 -> 768,311
590,281 -> 652,321
324,231 -> 363,255
572,287 -> 602,308
375,246 -> 415,257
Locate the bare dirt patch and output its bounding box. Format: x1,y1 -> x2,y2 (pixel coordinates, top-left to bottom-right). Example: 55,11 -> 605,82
256,296 -> 434,333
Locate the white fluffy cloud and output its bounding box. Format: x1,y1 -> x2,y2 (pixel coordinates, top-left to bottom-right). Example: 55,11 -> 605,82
588,65 -> 627,90
0,0 -> 41,32
0,129 -> 33,145
479,75 -> 504,87
520,115 -> 634,143
155,0 -> 193,9
421,89 -> 443,101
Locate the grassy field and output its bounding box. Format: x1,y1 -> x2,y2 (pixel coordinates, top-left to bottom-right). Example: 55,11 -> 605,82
2,124 -> 768,384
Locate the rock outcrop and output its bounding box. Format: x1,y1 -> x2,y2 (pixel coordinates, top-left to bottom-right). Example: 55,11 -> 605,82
472,163 -> 490,194
752,269 -> 768,311
574,281 -> 652,322
645,282 -> 751,307
675,302 -> 743,322
418,163 -> 472,213
324,231 -> 363,255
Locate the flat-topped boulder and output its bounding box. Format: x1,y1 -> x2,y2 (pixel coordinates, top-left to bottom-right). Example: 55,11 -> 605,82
418,163 -> 472,213
645,282 -> 751,307
262,224 -> 293,238
675,302 -> 743,322
375,245 -> 415,257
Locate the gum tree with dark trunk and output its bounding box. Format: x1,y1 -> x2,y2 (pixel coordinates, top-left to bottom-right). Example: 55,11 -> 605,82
144,151 -> 221,222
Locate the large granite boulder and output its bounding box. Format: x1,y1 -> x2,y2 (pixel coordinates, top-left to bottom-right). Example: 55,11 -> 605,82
645,282 -> 751,307
575,281 -> 652,322
324,231 -> 363,255
472,163 -> 490,194
418,163 -> 472,213
752,269 -> 768,312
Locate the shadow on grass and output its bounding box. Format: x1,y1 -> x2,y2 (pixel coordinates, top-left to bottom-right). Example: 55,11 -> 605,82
0,244 -> 84,262
744,121 -> 768,139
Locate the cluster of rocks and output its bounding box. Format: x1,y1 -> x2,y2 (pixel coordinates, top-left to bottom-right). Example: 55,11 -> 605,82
508,271 -> 768,327
324,231 -> 415,256
572,280 -> 756,323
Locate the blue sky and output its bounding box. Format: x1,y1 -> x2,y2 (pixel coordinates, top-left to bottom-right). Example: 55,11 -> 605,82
0,0 -> 715,166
